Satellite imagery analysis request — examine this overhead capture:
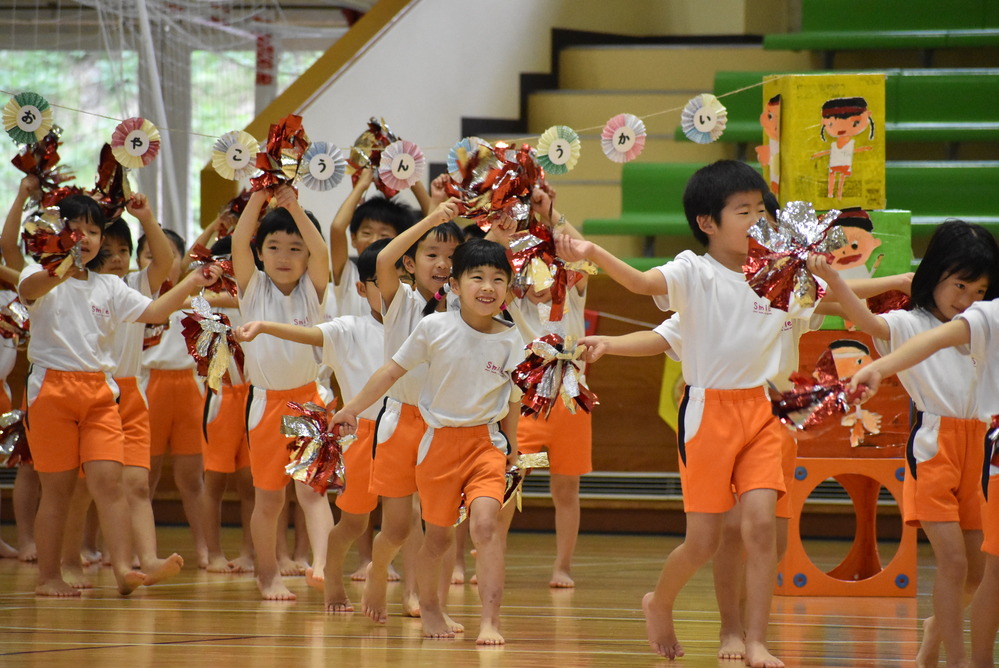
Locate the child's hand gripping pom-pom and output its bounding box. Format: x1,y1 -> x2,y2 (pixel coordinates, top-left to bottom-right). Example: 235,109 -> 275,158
453,452 -> 551,526
770,346 -> 867,438
188,244 -> 238,297
282,401 -> 352,495
743,201 -> 847,312
21,207 -> 84,277
346,117 -> 401,198
0,409 -> 30,468
0,295 -> 29,342
508,221 -> 596,322
445,140 -> 543,232
11,128 -> 76,206
180,293 -> 244,393
513,333 -> 599,420
250,114 -> 310,192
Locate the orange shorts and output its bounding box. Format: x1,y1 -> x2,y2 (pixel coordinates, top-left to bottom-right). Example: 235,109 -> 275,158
677,386 -> 785,514
336,418 -> 378,515
903,413 -> 986,529
983,476 -> 999,557
115,376 -> 151,470
246,382 -> 324,492
370,399 -> 425,498
147,368 -> 207,457
25,368 -> 124,473
415,424 -> 508,527
775,427 -> 799,520
203,383 -> 250,473
517,400 -> 593,476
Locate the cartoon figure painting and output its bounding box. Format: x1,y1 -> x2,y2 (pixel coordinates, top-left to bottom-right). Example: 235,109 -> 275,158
811,97 -> 875,200
828,207 -> 882,279
828,339 -> 882,447
755,94 -> 781,196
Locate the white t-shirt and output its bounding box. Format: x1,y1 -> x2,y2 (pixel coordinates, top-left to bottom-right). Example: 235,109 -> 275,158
382,286 -> 431,405
650,250 -> 818,389
393,310 -> 523,429
956,300 -> 999,419
507,286 -> 587,344
239,269 -> 321,390
0,289 -> 21,385
319,315 -> 384,421
874,308 -> 978,419
334,260 -> 368,318
111,268 -> 152,378
142,310 -> 197,371
19,263 -> 151,373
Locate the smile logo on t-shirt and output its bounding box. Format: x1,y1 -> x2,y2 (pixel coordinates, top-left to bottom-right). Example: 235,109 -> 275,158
90,304 -> 111,318
484,361 -> 507,377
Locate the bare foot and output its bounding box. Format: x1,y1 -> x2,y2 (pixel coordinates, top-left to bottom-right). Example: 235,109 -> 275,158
642,592 -> 684,659
469,573 -> 478,585
63,564 -> 94,590
229,554 -> 255,573
278,556 -> 305,576
350,561 -> 370,581
257,574 -> 297,601
915,616 -> 940,668
80,548 -> 102,566
443,612 -> 464,634
361,564 -> 388,624
118,570 -> 146,595
387,563 -> 401,582
18,542 -> 37,562
718,631 -> 746,660
0,539 -> 16,559
205,554 -> 234,573
197,548 -> 209,570
744,640 -> 783,668
451,564 -> 465,585
142,554 -> 184,586
305,567 -> 325,593
36,578 -> 82,597
549,569 -> 575,588
476,620 -> 505,646
402,590 -> 421,618
421,608 -> 456,639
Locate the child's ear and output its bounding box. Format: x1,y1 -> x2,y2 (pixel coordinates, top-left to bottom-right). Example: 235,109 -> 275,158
401,254 -> 416,274
449,276 -> 460,294
355,280 -> 365,298
696,214 -> 718,237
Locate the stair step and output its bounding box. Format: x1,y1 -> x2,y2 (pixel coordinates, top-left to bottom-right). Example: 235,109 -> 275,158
527,90 -> 695,133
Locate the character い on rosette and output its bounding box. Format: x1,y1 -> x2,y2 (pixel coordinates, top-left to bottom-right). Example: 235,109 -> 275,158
507,220 -> 595,322
743,201 -> 847,312
91,143 -> 131,223
346,117 -> 401,198
0,295 -> 29,343
513,332 -> 598,420
188,244 -> 238,298
250,114 -> 310,192
454,452 -> 551,525
281,401 -> 353,494
770,346 -> 866,437
10,128 -> 77,207
180,293 -> 244,393
0,409 -> 30,468
444,139 -> 543,232
21,207 -> 84,277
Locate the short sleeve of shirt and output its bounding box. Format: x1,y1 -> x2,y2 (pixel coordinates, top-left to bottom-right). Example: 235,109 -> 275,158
109,278 -> 153,323
873,310 -> 906,357
319,319 -> 348,368
958,301 -> 996,361
654,252 -> 698,313
392,319 -> 431,371
653,314 -> 682,362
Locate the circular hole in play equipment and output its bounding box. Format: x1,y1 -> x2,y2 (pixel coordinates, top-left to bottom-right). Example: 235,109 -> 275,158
801,475 -> 901,581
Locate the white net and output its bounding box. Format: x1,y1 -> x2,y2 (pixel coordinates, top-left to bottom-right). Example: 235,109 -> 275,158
1,0 -> 351,243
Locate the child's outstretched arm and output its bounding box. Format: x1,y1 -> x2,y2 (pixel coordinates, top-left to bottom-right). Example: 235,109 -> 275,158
330,359 -> 407,433
329,167 -> 374,286
0,266 -> 20,286
849,318 -> 971,402
843,272 -> 913,299
376,197 -> 459,308
180,217 -> 221,274
411,180 -> 432,216
2,175 -> 39,271
807,254 -> 889,340
578,330 -> 672,363
137,263 -> 222,323
231,189 -> 269,294
127,193 -> 173,293
272,185 -> 329,297
555,235 -> 666,296
234,320 -> 323,347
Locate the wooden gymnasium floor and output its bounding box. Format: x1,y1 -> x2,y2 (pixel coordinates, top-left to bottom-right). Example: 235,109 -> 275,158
0,526 -> 984,667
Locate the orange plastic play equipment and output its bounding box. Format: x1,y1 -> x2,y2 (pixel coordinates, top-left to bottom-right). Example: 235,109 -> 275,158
776,456 -> 917,597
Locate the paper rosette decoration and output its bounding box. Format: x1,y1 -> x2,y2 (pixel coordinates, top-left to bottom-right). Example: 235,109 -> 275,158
11,128 -> 76,205
681,94 -> 728,144
0,410 -> 30,468
444,140 -> 543,230
743,201 -> 846,312
110,117 -> 161,169
508,220 -> 595,321
513,333 -> 599,420
212,130 -> 259,181
180,294 -> 244,392
455,452 -> 550,525
298,141 -> 347,192
770,347 -> 865,436
251,114 -> 310,191
282,401 -> 350,494
0,296 -> 29,341
92,143 -> 132,223
21,207 -> 84,277
535,125 -> 580,176
347,117 -> 401,198
601,113 -> 646,163
3,91 -> 53,145
447,136 -> 487,179
377,139 -> 425,191
188,244 -> 238,297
